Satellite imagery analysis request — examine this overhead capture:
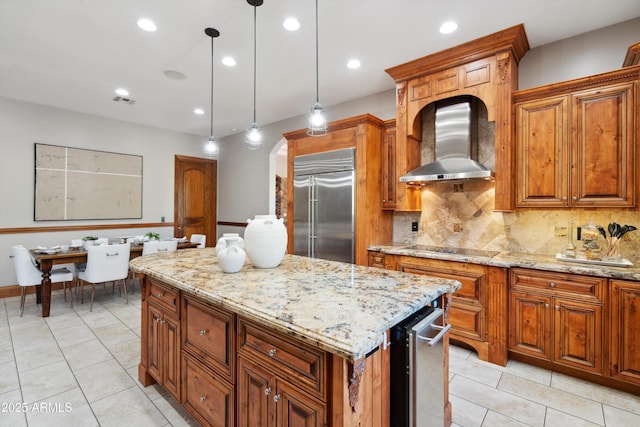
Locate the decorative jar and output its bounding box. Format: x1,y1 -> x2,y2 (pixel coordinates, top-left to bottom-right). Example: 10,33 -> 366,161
215,233 -> 245,254
243,214 -> 287,268
216,235 -> 246,273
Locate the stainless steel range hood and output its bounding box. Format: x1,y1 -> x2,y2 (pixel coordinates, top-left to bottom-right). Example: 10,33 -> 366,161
400,100 -> 494,183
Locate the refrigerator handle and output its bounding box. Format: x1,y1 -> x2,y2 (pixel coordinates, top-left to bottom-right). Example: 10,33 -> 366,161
308,176 -> 314,258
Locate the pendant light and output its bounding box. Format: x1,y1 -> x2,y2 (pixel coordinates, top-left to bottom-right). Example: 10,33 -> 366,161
245,0 -> 263,150
307,0 -> 327,136
204,27 -> 220,158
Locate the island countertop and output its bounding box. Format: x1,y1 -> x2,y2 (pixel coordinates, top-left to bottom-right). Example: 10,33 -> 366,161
129,249 -> 460,361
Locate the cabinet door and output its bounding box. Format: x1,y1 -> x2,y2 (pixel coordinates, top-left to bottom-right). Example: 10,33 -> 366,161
381,125 -> 396,210
276,379 -> 326,427
164,315 -> 181,399
238,357 -> 273,427
610,280 -> 640,385
147,304 -> 163,383
509,291 -> 552,361
571,83 -> 636,207
553,297 -> 602,374
515,96 -> 569,207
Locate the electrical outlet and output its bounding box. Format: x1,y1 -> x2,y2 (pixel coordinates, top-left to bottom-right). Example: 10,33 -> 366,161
453,183 -> 464,193
453,223 -> 463,232
555,226 -> 568,237
411,222 -> 419,232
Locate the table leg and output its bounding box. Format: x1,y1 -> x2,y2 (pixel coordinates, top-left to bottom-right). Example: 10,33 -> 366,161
40,259 -> 53,317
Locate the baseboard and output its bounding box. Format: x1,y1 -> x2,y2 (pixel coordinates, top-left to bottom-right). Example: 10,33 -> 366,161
0,283 -> 66,299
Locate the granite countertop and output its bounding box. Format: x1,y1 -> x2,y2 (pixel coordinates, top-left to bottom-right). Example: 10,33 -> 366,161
129,249 -> 461,361
368,243 -> 640,282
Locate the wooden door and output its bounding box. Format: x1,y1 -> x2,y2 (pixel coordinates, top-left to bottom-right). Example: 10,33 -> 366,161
553,297 -> 602,373
276,379 -> 325,427
509,291 -> 552,361
174,155 -> 217,245
238,356 -> 272,427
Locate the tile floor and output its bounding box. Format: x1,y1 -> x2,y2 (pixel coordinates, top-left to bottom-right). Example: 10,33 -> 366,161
1,287 -> 639,427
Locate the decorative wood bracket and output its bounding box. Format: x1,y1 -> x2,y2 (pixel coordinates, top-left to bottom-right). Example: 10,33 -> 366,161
348,358 -> 366,412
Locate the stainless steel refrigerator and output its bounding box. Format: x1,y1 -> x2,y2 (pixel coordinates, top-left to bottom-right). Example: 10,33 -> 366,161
293,148 -> 355,263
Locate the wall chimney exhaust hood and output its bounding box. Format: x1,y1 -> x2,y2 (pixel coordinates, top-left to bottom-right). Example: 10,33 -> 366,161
399,100 -> 494,183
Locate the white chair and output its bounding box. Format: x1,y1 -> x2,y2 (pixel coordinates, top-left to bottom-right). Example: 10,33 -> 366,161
190,234 -> 206,248
95,237 -> 109,245
142,240 -> 178,255
11,245 -> 75,316
78,243 -> 131,311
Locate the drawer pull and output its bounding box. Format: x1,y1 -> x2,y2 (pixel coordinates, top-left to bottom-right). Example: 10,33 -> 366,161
264,387 -> 271,396
273,394 -> 280,403
156,292 -> 165,298
199,329 -> 208,336
200,395 -> 207,402
269,348 -> 277,357
549,282 -> 556,288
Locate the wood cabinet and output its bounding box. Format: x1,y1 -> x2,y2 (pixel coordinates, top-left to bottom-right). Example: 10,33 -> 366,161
610,279 -> 640,386
381,119 -> 397,210
509,268 -> 605,374
146,279 -> 181,400
391,255 -> 508,366
284,114 -> 393,265
514,66 -> 639,208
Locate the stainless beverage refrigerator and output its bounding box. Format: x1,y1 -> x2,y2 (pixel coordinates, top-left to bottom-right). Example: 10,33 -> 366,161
293,148 -> 355,264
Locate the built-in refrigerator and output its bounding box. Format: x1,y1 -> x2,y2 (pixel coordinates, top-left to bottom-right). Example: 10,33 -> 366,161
293,148 -> 355,263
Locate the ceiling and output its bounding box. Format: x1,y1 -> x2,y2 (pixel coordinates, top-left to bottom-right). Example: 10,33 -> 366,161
1,1 -> 639,140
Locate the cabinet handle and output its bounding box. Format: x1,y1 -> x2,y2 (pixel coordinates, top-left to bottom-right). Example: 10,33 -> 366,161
273,394 -> 280,403
156,292 -> 165,298
264,387 -> 271,396
545,303 -> 550,308
200,395 -> 207,402
549,282 -> 556,288
200,329 -> 207,336
269,348 -> 277,357
158,319 -> 165,325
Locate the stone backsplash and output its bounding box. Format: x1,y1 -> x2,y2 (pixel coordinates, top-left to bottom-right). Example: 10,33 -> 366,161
392,181 -> 640,261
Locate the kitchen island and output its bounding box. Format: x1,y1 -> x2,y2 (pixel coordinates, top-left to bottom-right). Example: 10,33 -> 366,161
130,249 -> 460,427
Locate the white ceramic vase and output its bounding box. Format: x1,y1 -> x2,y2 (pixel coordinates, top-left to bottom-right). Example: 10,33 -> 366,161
244,214 -> 287,268
215,233 -> 245,254
216,235 -> 246,273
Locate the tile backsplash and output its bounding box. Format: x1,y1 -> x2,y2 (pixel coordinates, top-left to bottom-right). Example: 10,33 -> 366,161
392,181 -> 640,261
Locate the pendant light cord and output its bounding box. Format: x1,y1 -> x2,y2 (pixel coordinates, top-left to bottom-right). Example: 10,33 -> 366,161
315,0 -> 319,104
210,34 -> 215,137
252,3 -> 257,123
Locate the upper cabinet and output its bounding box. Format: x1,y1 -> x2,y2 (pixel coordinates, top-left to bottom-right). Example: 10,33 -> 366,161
385,24 -> 530,212
381,119 -> 397,210
514,67 -> 639,208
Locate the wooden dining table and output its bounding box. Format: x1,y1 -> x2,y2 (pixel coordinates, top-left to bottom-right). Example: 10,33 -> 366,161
30,241 -> 200,317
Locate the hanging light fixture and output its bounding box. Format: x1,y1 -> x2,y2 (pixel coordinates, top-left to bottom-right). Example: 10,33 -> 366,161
204,27 -> 220,158
245,0 -> 263,150
307,0 -> 327,136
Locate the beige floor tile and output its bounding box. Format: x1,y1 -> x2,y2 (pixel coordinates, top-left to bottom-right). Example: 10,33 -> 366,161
152,394 -> 200,427
51,323 -> 95,349
450,375 -> 546,427
481,410 -> 531,427
75,307 -> 120,329
544,407 -> 602,427
551,372 -> 640,416
502,358 -> 552,386
61,337 -> 112,372
126,366 -> 167,402
449,354 -> 504,387
0,360 -> 20,395
450,394 -> 487,427
19,360 -> 77,404
498,373 -> 604,425
0,387 -> 28,427
450,344 -> 474,360
92,321 -> 138,347
74,358 -> 135,403
107,337 -> 141,369
91,385 -> 169,427
25,387 -> 98,427
44,311 -> 82,332
0,328 -> 13,365
14,341 -> 65,373
603,404 -> 640,426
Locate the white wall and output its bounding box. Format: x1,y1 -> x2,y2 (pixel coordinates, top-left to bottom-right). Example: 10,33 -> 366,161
0,97 -> 204,286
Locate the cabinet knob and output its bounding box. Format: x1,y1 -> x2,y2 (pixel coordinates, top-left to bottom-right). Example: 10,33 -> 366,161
200,329 -> 207,336
273,394 -> 281,403
572,196 -> 577,201
549,282 -> 556,288
156,292 -> 165,298
555,305 -> 560,310
545,303 -> 550,308
264,387 -> 271,396
200,395 -> 207,402
269,348 -> 277,357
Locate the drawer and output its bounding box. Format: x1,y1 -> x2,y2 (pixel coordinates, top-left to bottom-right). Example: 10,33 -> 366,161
237,317 -> 326,399
182,352 -> 234,427
510,268 -> 605,300
148,279 -> 179,314
182,296 -> 235,380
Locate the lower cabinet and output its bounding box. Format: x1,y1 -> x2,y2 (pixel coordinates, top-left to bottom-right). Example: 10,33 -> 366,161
509,268 -> 604,374
610,280 -> 640,386
238,356 -> 326,427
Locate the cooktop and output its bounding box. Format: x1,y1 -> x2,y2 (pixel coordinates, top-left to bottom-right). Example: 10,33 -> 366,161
405,245 -> 500,258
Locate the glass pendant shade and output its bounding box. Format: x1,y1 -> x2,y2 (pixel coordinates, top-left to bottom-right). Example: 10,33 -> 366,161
307,102 -> 327,136
245,122 -> 262,150
204,136 -> 219,158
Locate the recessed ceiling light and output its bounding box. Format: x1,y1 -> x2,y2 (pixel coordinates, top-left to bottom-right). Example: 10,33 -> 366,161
439,21 -> 458,34
164,70 -> 187,80
115,88 -> 129,96
222,56 -> 237,67
283,17 -> 300,31
347,59 -> 361,69
194,108 -> 205,115
137,18 -> 157,32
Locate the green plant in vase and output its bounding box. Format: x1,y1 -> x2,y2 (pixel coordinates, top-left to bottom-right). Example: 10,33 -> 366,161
145,232 -> 160,241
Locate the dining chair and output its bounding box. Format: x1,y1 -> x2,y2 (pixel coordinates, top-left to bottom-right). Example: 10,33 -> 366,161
95,237 -> 109,245
190,234 -> 206,248
77,243 -> 131,311
11,245 -> 75,316
142,240 -> 178,255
